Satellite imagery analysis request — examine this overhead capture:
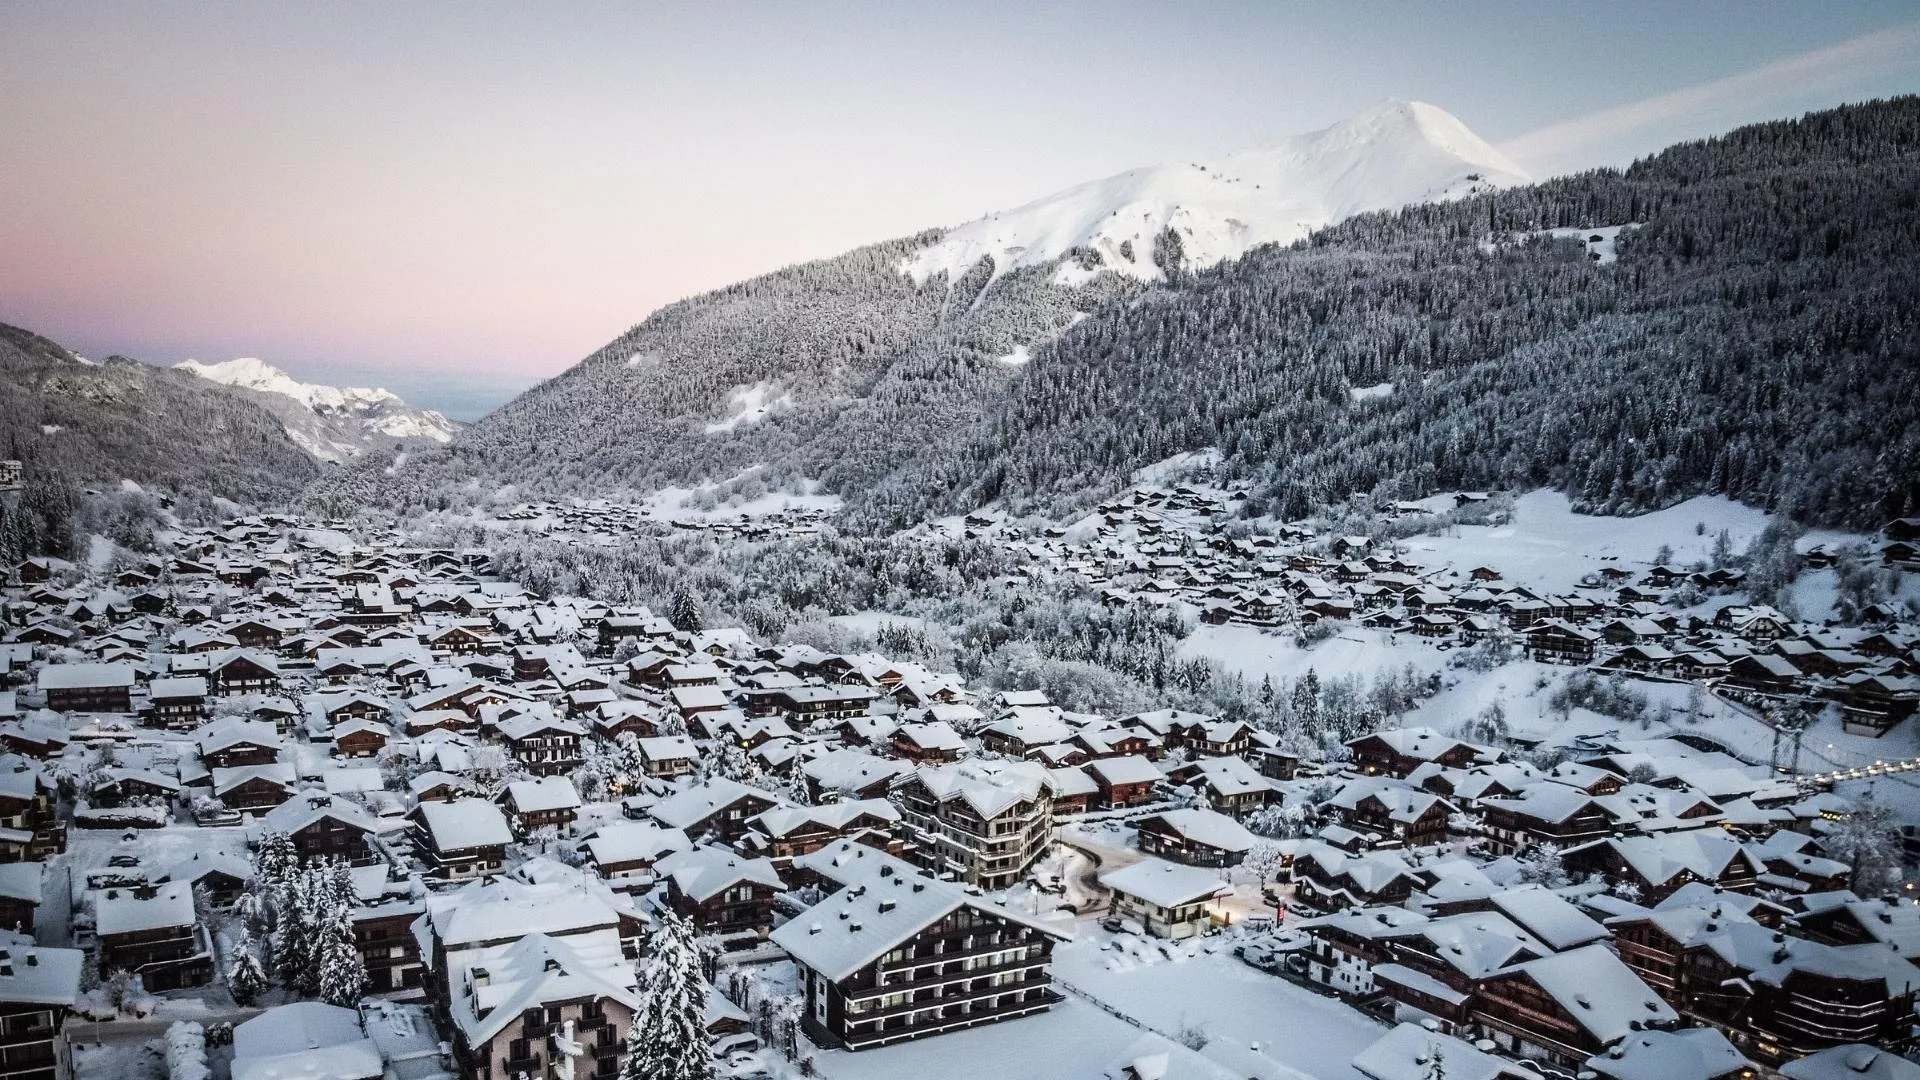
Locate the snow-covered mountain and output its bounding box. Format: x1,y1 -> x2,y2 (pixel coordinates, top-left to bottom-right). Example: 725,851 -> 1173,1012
176,357 -> 459,462
903,100 -> 1529,286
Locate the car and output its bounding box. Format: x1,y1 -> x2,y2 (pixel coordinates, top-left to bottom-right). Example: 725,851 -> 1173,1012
711,1033 -> 761,1059
1100,916 -> 1127,933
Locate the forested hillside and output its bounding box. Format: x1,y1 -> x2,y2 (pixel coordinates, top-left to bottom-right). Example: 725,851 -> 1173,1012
312,234 -> 1131,513
316,98 -> 1920,531
0,323 -> 319,507
872,98 -> 1920,531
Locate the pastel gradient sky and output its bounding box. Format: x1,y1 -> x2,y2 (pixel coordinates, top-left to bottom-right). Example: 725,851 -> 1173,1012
3,2 -> 1917,418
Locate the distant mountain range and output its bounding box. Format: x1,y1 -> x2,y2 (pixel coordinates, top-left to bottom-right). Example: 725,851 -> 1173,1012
19,98 -> 1918,528
0,324 -> 319,505
175,357 -> 459,462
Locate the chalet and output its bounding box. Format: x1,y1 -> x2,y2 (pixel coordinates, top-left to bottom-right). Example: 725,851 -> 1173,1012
1612,909 -> 1917,1065
1298,904 -> 1430,996
211,764 -> 297,815
1472,944 -> 1676,1066
36,663 -> 134,713
145,677 -> 208,729
0,942 -> 81,1080
1526,619 -> 1600,665
196,719 -> 283,769
1716,605 -> 1792,642
1131,808 -> 1255,868
1724,654 -> 1802,697
636,735 -> 698,779
412,798 -> 512,880
1348,727 -> 1484,778
207,649 -> 281,696
1174,755 -> 1277,818
649,779 -> 780,846
0,768 -> 61,861
774,841 -> 1067,1051
0,865 -> 38,935
888,721 -> 967,764
1478,786 -> 1618,855
1101,858 -> 1229,939
260,792 -> 382,865
583,822 -> 691,893
440,930 -> 638,1080
156,852 -> 250,910
94,881 -> 211,991
1292,844 -> 1417,911
1254,746 -> 1300,781
656,846 -> 785,940
1328,780 -> 1454,848
746,800 -> 901,868
497,713 -> 585,776
1839,672 -> 1920,736
499,775 -> 583,835
329,717 -> 391,758
1562,832 -> 1763,903
1086,755 -> 1161,810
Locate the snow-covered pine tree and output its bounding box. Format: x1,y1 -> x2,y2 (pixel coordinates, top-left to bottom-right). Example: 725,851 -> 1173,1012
623,911 -> 714,1080
228,927 -> 268,1005
251,830 -> 299,921
316,914 -> 365,1007
669,588 -> 705,634
280,871 -> 322,996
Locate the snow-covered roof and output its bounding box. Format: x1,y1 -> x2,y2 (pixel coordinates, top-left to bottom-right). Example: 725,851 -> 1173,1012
233,1002 -> 382,1080
1487,884 -> 1610,951
502,775 -> 582,814
424,874 -> 621,950
1135,808 -> 1254,853
1099,857 -> 1229,909
1780,1044 -> 1920,1080
451,932 -> 640,1047
416,798 -> 513,851
584,821 -> 690,865
1500,944 -> 1675,1044
1584,1027 -> 1750,1080
95,881 -> 197,937
1352,1023 -> 1526,1080
0,944 -> 81,1007
656,845 -> 784,902
36,662 -> 135,690
772,856 -> 1066,982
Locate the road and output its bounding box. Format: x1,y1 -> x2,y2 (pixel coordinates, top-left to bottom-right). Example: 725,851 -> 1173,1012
68,1007 -> 263,1047
36,864 -> 70,948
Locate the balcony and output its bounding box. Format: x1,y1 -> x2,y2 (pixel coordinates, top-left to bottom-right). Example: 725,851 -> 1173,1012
850,956 -> 1049,1004
847,973 -> 1056,1020
877,936 -> 1044,977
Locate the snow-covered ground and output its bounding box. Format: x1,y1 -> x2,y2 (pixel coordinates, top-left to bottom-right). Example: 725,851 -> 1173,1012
704,382 -> 794,434
1398,490 -> 1858,596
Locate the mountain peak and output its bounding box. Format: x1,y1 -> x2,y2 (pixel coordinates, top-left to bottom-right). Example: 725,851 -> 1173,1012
176,356 -> 458,461
902,100 -> 1528,287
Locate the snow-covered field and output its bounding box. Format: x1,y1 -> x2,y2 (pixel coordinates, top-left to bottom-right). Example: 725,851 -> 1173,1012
704,382 -> 794,434
1400,490 -> 1795,595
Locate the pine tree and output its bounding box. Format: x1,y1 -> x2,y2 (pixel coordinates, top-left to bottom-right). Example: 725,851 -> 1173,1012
623,911 -> 714,1080
670,587 -> 705,634
279,871 -> 321,996
229,928 -> 269,1005
316,915 -> 365,1006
